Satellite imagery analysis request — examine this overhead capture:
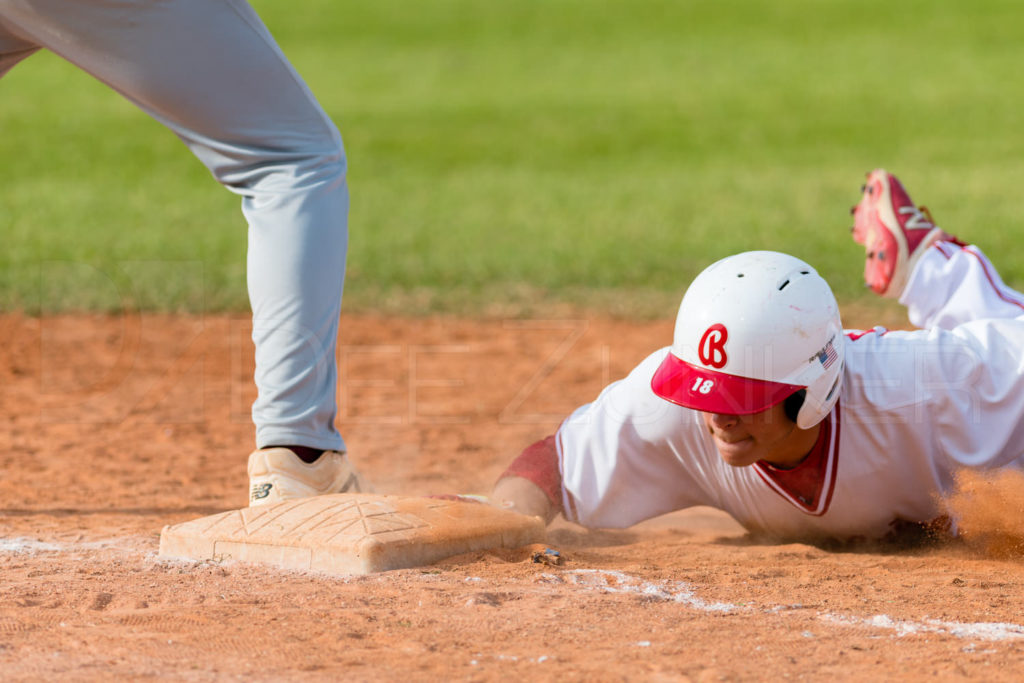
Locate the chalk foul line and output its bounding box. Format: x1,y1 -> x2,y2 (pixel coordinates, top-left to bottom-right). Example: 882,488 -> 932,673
540,568 -> 1024,643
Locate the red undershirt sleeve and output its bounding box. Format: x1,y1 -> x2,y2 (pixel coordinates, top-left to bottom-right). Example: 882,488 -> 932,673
497,434 -> 563,514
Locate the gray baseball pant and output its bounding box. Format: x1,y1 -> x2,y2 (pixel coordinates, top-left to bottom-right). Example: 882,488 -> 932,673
0,0 -> 349,453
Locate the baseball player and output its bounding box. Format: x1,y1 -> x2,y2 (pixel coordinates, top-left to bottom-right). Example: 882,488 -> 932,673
0,1 -> 367,504
492,169 -> 1024,542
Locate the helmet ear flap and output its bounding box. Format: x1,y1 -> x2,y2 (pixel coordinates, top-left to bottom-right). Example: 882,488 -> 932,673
795,362 -> 844,429
783,389 -> 806,423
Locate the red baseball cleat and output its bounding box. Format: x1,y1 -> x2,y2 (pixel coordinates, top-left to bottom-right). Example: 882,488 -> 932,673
850,169 -> 952,298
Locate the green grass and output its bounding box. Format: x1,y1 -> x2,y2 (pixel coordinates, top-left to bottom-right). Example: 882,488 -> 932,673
4,0 -> 1024,316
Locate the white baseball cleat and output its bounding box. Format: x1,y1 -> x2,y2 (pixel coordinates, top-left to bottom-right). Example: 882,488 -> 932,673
247,448 -> 372,507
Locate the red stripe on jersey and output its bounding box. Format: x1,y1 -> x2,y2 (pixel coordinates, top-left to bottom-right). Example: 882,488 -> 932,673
752,401 -> 841,516
934,241 -> 957,259
846,328 -> 889,342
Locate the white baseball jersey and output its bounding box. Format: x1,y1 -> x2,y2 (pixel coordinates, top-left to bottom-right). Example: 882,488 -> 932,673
557,243 -> 1024,541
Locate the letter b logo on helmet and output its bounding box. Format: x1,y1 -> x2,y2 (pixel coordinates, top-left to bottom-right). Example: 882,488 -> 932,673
698,324 -> 728,368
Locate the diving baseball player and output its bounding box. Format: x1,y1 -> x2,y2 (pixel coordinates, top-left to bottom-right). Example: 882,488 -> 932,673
0,0 -> 367,503
492,169 -> 1024,542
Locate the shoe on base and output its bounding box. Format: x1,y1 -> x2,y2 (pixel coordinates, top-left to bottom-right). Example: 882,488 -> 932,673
851,168 -> 953,298
247,448 -> 372,507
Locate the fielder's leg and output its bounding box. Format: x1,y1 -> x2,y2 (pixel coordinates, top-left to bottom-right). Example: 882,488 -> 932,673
0,0 -> 349,453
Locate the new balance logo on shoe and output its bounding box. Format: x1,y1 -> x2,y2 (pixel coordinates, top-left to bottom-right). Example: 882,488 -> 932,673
246,448 -> 373,507
251,482 -> 272,501
898,205 -> 934,230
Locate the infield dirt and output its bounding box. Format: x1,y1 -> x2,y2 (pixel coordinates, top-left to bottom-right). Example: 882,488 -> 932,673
2,311 -> 1024,681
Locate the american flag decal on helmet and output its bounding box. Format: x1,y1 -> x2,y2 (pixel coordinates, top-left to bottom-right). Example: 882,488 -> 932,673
817,340 -> 838,370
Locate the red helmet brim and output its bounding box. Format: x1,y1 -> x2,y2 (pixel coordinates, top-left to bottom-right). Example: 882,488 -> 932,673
651,352 -> 803,415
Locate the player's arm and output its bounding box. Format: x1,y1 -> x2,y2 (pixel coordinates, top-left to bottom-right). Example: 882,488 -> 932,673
491,435 -> 561,524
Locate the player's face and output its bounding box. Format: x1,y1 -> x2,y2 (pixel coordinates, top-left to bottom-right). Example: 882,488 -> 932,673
701,403 -> 810,468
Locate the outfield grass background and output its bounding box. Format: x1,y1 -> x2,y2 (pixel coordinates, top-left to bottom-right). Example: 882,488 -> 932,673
3,0 -> 1024,316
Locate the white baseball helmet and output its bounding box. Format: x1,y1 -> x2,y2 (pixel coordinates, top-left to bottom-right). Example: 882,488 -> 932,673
651,251 -> 844,428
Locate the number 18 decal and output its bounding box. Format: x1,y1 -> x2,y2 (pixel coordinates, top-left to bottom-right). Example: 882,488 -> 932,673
691,377 -> 715,394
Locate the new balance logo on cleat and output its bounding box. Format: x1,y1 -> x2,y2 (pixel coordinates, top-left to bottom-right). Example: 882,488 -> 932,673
246,448 -> 374,506
898,205 -> 933,230
250,482 -> 272,501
